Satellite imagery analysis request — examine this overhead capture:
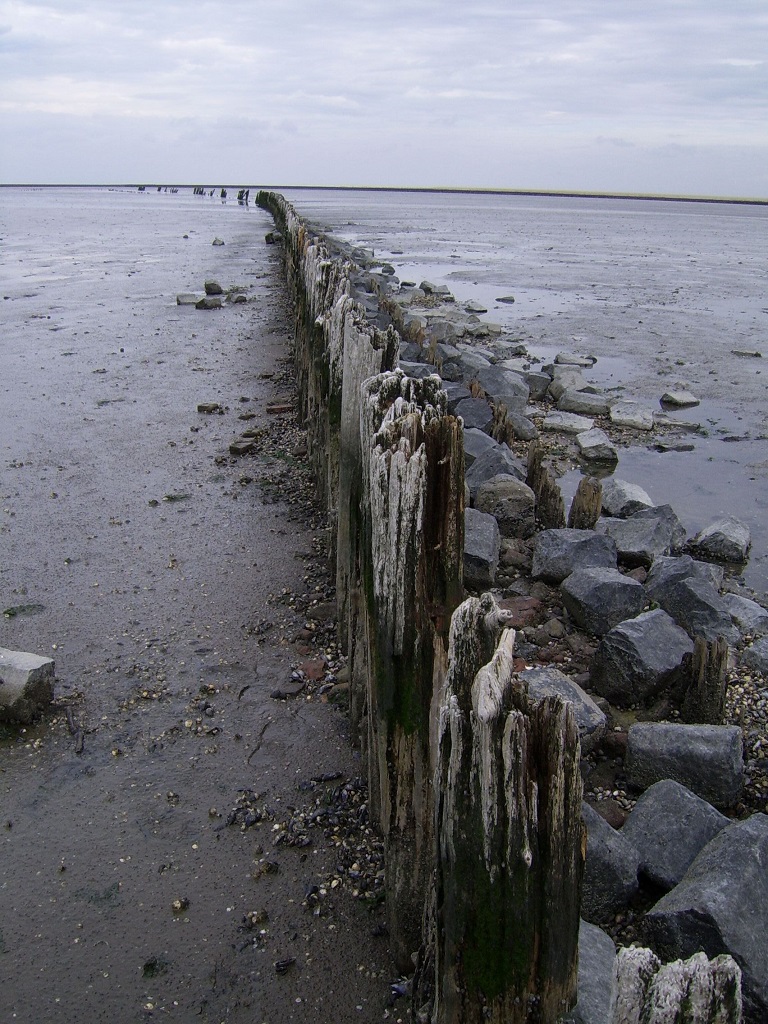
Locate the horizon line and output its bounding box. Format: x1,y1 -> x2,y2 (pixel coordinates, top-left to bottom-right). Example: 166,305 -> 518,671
1,182 -> 767,206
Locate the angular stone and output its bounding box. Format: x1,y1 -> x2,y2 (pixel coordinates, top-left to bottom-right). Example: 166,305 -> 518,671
645,554 -> 724,601
456,350 -> 492,376
398,360 -> 435,380
475,365 -> 529,407
561,568 -> 647,637
576,428 -> 618,463
741,636 -> 768,674
204,279 -> 224,295
531,528 -> 617,584
0,647 -> 55,724
463,426 -> 498,468
196,296 -> 222,310
521,666 -> 606,754
581,802 -> 640,925
504,411 -> 538,441
600,478 -> 654,518
560,920 -> 617,1024
621,779 -> 730,890
690,516 -> 751,563
558,390 -> 612,417
549,368 -> 588,401
475,474 -> 536,540
455,397 -> 494,433
590,609 -> 694,707
525,370 -> 552,400
465,444 -> 526,501
543,411 -> 595,434
609,401 -> 654,431
643,814 -> 768,1024
464,299 -> 488,313
229,438 -> 256,456
595,505 -> 686,567
176,292 -> 203,305
661,389 -> 700,408
626,723 -> 744,808
442,382 -> 472,413
724,594 -> 768,636
650,576 -> 740,645
556,352 -> 597,368
464,507 -> 500,590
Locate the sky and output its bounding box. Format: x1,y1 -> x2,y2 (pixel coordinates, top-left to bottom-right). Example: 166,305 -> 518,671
1,0 -> 767,197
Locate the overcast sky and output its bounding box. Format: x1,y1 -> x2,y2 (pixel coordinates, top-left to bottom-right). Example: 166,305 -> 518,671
1,0 -> 766,197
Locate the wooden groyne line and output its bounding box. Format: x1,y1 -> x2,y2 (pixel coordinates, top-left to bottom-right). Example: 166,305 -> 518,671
256,190 -> 742,1024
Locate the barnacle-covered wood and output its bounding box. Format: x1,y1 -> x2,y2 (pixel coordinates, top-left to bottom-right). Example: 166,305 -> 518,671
681,636 -> 729,725
434,595 -> 583,1024
611,947 -> 742,1024
357,369 -> 465,971
527,440 -> 566,530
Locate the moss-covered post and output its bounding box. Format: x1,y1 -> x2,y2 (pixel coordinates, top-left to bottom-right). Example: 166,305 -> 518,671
611,947 -> 742,1024
433,594 -> 583,1024
358,369 -> 465,971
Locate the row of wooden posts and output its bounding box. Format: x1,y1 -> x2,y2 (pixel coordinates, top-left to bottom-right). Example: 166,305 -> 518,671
256,191 -> 742,1023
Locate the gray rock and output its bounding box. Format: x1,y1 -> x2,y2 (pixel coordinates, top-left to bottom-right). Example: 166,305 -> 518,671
621,779 -> 730,890
590,609 -> 694,707
196,295 -> 222,310
204,279 -> 224,295
525,370 -> 552,400
521,667 -> 606,754
650,576 -> 740,645
424,318 -> 459,345
724,593 -> 768,636
504,411 -> 538,441
475,365 -> 529,406
643,814 -> 768,1024
609,401 -> 654,431
690,516 -> 751,563
548,368 -> 588,401
475,474 -> 536,540
531,529 -> 618,584
556,352 -> 597,368
455,397 -> 494,433
576,429 -> 618,463
595,505 -> 687,567
558,390 -> 612,417
645,555 -> 724,601
561,568 -> 647,637
464,299 -> 488,313
560,920 -> 616,1024
581,803 -> 640,925
176,292 -> 203,305
211,237 -> 225,246
626,723 -> 744,808
398,360 -> 436,380
661,389 -> 700,408
464,508 -> 500,590
463,427 -> 498,468
456,350 -> 492,376
442,382 -> 471,413
434,341 -> 461,363
741,636 -> 768,674
0,647 -> 55,724
465,445 -> 526,501
495,294 -> 516,304
543,411 -> 595,434
600,478 -> 654,518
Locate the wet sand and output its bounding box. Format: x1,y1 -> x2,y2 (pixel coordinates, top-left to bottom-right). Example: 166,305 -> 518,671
0,191 -> 393,1022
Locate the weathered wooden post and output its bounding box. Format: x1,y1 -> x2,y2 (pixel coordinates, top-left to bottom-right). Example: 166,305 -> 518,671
611,947 -> 742,1024
681,636 -> 729,725
433,594 -> 583,1024
357,369 -> 465,971
527,440 -> 566,530
568,476 -> 603,530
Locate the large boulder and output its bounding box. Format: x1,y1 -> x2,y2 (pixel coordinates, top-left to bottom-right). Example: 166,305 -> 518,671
620,779 -> 730,890
442,381 -> 471,413
689,516 -> 752,563
643,814 -> 768,1024
625,722 -> 744,809
609,401 -> 654,431
455,396 -> 494,433
560,921 -> 617,1024
474,365 -> 529,411
520,666 -> 606,754
589,609 -> 694,707
463,426 -> 498,468
465,445 -> 526,501
576,428 -> 618,463
475,474 -> 536,539
649,576 -> 740,645
600,478 -> 654,518
561,568 -> 647,637
558,390 -> 612,417
741,636 -> 768,674
464,508 -> 500,590
549,368 -> 589,401
645,554 -> 724,600
595,505 -> 686,567
723,593 -> 768,636
581,802 -> 640,925
0,647 -> 55,724
542,411 -> 594,434
531,529 -> 617,584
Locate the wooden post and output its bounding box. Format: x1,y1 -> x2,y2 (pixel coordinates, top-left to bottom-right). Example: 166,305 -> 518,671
433,595 -> 583,1024
611,947 -> 742,1024
681,636 -> 729,724
567,476 -> 603,529
357,369 -> 465,972
527,440 -> 566,530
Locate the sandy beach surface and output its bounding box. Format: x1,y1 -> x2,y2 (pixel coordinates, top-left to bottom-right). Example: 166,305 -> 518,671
1,190 -> 394,1023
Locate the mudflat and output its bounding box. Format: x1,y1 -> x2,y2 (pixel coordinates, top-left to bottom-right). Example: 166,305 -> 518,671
0,191 -> 393,1022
